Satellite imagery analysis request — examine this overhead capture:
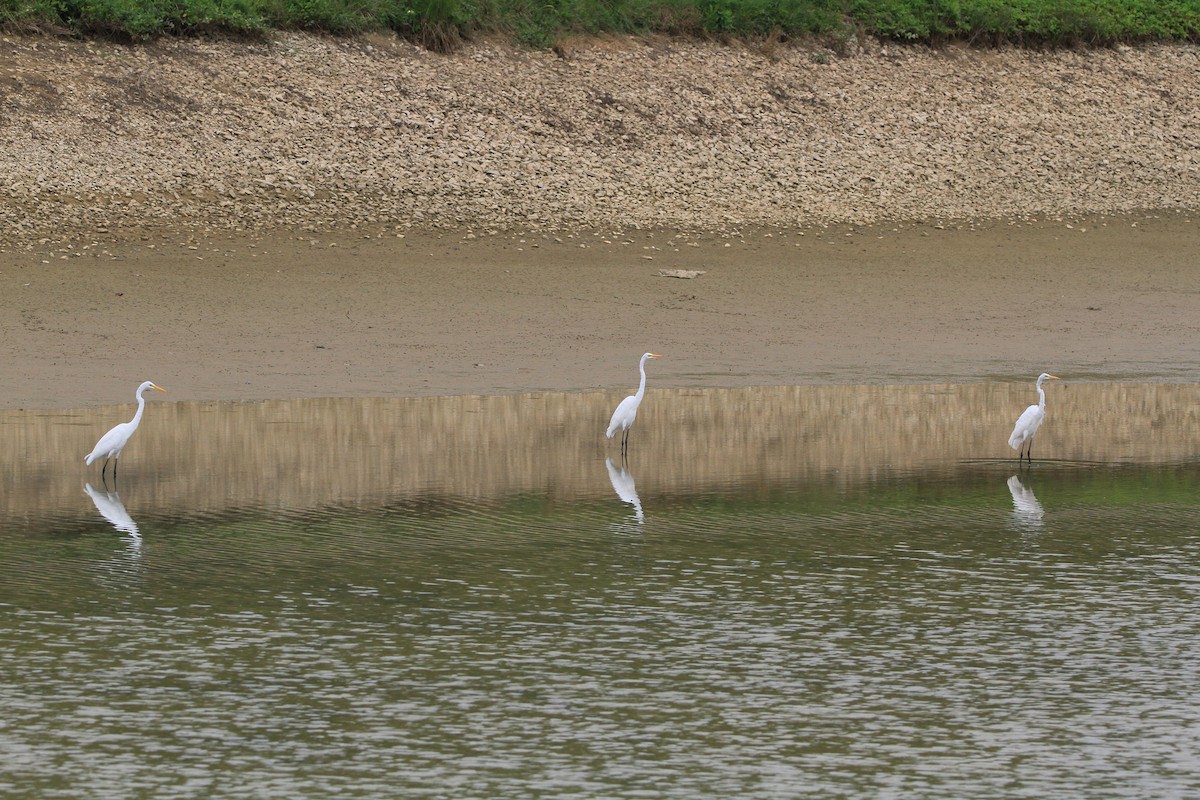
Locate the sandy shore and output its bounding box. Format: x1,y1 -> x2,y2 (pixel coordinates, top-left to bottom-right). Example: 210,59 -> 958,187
3,213 -> 1199,409
1,35 -> 1198,407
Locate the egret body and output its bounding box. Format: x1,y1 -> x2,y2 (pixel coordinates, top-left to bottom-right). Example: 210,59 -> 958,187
1008,373 -> 1058,464
606,353 -> 662,455
85,380 -> 167,481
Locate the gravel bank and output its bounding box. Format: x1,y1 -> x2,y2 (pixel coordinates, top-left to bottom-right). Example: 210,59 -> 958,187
0,34 -> 1197,243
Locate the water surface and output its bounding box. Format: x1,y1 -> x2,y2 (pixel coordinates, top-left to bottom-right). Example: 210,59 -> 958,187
2,384 -> 1198,798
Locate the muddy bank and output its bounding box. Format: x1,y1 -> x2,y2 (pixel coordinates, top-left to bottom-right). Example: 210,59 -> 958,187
2,214 -> 1198,409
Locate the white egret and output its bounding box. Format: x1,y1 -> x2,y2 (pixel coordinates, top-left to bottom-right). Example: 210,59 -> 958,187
85,381 -> 167,481
605,352 -> 662,455
1008,373 -> 1059,463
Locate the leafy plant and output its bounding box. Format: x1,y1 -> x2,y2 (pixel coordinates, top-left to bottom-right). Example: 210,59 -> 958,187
2,0 -> 1198,48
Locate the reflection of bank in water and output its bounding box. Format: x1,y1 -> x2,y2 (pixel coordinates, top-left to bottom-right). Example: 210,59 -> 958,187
2,383 -> 1197,519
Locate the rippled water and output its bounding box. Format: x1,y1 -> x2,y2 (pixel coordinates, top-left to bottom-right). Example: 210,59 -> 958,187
2,384 -> 1199,798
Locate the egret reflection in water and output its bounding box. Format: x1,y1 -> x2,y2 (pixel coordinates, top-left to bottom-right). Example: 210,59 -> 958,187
605,457 -> 644,524
84,482 -> 140,540
1006,474 -> 1045,530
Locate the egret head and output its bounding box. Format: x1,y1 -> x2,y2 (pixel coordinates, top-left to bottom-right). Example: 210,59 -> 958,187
138,381 -> 168,395
1037,373 -> 1059,383
643,353 -> 663,361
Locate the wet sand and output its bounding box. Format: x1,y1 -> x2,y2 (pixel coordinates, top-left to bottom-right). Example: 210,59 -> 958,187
2,213 -> 1198,409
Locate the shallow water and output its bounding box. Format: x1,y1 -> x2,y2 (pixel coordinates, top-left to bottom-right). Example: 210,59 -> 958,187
2,384 -> 1199,798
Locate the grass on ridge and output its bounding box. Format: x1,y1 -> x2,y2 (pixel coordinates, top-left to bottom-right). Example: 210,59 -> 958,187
1,0 -> 1198,50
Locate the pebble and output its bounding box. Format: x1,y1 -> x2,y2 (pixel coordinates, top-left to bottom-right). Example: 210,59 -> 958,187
1,34 -> 1197,246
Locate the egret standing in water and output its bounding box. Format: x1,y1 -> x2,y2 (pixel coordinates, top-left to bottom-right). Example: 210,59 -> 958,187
1008,373 -> 1059,464
606,353 -> 662,456
85,381 -> 167,482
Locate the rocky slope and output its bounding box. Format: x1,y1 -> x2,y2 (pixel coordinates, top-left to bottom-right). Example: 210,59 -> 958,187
1,33 -> 1197,244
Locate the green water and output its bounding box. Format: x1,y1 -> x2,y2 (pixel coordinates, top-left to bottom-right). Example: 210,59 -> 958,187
2,387 -> 1199,798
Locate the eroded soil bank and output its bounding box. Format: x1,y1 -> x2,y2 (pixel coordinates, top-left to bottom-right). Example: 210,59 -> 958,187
1,35 -> 1197,407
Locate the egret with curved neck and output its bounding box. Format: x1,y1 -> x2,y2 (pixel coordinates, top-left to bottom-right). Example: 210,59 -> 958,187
606,353 -> 662,456
85,381 -> 167,482
1008,373 -> 1059,464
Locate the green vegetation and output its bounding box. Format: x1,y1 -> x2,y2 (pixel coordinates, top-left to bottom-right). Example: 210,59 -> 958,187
1,0 -> 1197,49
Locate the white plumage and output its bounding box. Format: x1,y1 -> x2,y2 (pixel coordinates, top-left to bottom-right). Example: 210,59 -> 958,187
1008,373 -> 1058,463
85,380 -> 167,479
606,352 -> 662,454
